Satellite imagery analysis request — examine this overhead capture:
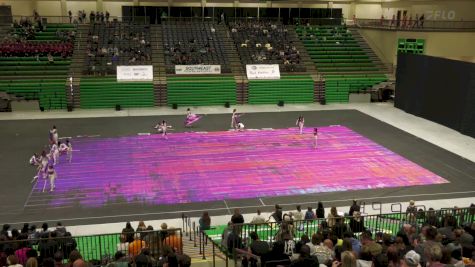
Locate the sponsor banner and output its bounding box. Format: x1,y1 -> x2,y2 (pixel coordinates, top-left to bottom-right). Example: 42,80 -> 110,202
117,65 -> 153,81
246,64 -> 281,80
175,65 -> 221,75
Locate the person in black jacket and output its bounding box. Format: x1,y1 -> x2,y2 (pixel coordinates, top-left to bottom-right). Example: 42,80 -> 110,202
349,211 -> 365,233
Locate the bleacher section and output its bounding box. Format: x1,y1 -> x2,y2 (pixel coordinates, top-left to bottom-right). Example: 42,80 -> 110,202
325,74 -> 387,103
296,25 -> 379,73
80,77 -> 154,108
0,23 -> 75,110
230,20 -> 305,73
248,75 -> 314,104
162,21 -> 230,73
296,25 -> 388,103
167,76 -> 236,106
85,22 -> 151,75
0,78 -> 67,109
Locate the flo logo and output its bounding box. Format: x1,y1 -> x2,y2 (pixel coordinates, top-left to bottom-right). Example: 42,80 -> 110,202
426,10 -> 456,20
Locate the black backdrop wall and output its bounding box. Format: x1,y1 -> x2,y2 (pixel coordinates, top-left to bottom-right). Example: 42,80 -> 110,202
395,54 -> 475,138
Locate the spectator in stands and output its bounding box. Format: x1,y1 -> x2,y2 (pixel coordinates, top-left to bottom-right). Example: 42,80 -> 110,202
116,234 -> 129,256
54,223 -> 66,237
424,243 -> 444,267
249,232 -> 270,256
15,239 -> 31,265
53,252 -> 64,267
135,248 -> 155,267
7,255 -> 23,267
122,222 -> 135,243
271,204 -> 283,223
164,229 -> 181,254
199,211 -> 211,232
290,205 -> 304,221
327,207 -> 339,228
419,14 -> 425,28
221,222 -> 233,249
316,202 -> 325,219
47,53 -> 54,64
250,209 -> 266,224
105,11 -> 110,22
349,200 -> 360,216
261,241 -> 290,267
305,207 -> 315,220
136,221 -> 147,238
231,208 -> 244,224
68,11 -> 72,23
226,226 -> 243,257
60,233 -> 77,259
349,211 -> 365,233
128,233 -> 145,257
290,244 -> 319,267
25,258 -> 37,267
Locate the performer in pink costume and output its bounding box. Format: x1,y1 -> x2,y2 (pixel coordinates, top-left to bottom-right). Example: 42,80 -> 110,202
296,115 -> 305,134
185,108 -> 203,127
313,127 -> 318,149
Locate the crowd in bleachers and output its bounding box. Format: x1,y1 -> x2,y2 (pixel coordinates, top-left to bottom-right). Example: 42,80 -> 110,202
0,42 -> 73,58
216,201 -> 475,267
230,20 -> 303,71
162,21 -> 230,73
0,221 -> 190,267
85,22 -> 151,75
0,12 -> 75,59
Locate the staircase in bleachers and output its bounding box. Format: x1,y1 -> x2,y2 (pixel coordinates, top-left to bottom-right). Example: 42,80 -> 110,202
214,22 -> 247,104
162,20 -> 239,107
68,24 -> 90,109
150,25 -> 167,106
0,23 -> 76,110
349,28 -> 391,74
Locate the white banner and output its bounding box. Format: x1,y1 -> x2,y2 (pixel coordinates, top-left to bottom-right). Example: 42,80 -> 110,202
246,64 -> 281,80
117,65 -> 153,82
175,65 -> 221,75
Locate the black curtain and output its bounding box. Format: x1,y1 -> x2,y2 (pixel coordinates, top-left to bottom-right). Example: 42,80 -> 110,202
395,54 -> 475,138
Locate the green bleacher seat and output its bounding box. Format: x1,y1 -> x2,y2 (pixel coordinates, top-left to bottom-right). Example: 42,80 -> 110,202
167,76 -> 236,106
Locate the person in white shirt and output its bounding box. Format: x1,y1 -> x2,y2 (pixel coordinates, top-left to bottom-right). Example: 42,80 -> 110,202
49,125 -> 58,145
50,142 -> 59,165
29,153 -> 40,166
250,209 -> 266,224
296,116 -> 305,135
59,139 -> 73,163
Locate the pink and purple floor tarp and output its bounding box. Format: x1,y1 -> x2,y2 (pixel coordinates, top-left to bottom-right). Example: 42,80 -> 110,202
30,126 -> 448,208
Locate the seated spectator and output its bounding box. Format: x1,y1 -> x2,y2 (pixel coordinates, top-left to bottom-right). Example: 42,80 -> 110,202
7,255 -> 23,267
290,244 -> 319,267
164,229 -> 182,254
231,208 -> 244,224
134,248 -> 155,267
106,251 -> 127,267
199,211 -> 211,232
47,53 -> 54,64
262,241 -> 291,267
128,233 -> 145,257
122,222 -> 135,243
116,235 -> 129,256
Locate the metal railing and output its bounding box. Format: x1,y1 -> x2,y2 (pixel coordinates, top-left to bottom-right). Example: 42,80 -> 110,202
353,18 -> 475,31
0,229 -> 182,262
0,15 -> 151,25
201,206 -> 474,267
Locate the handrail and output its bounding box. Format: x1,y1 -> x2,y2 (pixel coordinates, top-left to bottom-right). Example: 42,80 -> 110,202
352,18 -> 475,31
391,203 -> 402,213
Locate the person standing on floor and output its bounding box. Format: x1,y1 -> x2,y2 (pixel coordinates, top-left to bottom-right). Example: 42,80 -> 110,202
296,115 -> 305,134
49,125 -> 59,145
43,164 -> 56,192
313,128 -> 318,149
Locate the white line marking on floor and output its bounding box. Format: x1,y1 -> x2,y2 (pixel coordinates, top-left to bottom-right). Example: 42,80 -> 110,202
259,198 -> 266,206
262,128 -> 274,130
13,191 -> 475,225
137,133 -> 151,136
59,137 -> 72,139
223,200 -> 232,215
